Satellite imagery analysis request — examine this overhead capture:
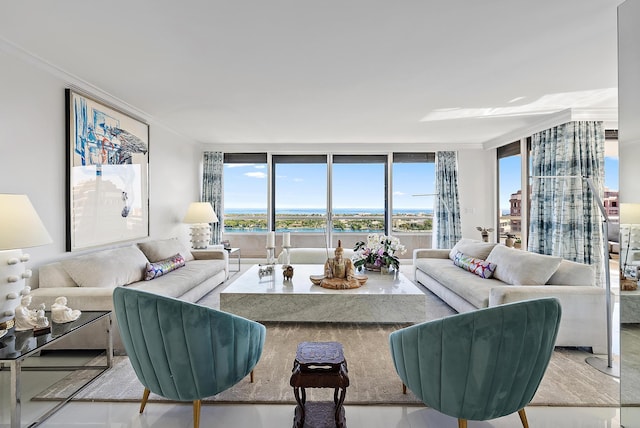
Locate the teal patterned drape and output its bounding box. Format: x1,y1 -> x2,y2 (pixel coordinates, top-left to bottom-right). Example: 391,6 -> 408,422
435,151 -> 462,249
528,121 -> 605,284
202,151 -> 224,245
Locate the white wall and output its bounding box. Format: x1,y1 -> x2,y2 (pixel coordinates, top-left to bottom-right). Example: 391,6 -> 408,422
457,148 -> 496,241
0,50 -> 202,277
619,0 -> 640,204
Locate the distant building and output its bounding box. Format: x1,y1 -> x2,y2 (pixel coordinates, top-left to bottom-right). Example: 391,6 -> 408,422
509,190 -> 522,233
604,188 -> 619,219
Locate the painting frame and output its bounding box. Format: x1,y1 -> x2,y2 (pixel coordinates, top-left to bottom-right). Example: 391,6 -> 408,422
65,88 -> 150,252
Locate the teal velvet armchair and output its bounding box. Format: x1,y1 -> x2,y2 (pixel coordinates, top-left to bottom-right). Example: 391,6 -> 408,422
113,287 -> 266,428
389,298 -> 561,428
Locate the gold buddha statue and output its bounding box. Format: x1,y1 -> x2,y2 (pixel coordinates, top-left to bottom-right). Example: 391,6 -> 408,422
320,240 -> 364,289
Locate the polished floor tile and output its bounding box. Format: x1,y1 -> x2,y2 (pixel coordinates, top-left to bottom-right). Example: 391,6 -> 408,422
31,402 -> 620,428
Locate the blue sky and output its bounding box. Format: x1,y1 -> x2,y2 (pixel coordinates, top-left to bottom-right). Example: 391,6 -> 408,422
499,154 -> 619,211
224,162 -> 436,210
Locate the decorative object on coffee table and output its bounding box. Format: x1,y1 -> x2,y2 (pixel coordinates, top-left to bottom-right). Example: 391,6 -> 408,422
318,241 -> 365,289
290,341 -> 349,428
283,265 -> 294,280
51,296 -> 82,323
15,293 -> 41,331
353,233 -> 406,272
183,202 -> 218,249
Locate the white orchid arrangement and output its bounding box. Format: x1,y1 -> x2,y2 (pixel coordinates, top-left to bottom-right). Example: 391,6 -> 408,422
352,233 -> 406,271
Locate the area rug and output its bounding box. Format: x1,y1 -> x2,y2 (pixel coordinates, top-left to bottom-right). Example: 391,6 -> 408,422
34,322 -> 619,407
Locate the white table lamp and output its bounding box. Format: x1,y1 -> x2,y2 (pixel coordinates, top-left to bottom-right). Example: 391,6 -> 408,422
183,202 -> 218,249
0,194 -> 52,337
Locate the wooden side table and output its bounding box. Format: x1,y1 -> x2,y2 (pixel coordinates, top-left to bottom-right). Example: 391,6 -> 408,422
290,341 -> 349,428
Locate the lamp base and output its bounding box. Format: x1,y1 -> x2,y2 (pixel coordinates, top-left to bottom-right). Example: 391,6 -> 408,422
189,224 -> 212,249
586,356 -> 620,378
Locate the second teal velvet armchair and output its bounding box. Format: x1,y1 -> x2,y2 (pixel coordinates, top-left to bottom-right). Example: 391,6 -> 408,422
389,298 -> 561,428
113,287 -> 266,428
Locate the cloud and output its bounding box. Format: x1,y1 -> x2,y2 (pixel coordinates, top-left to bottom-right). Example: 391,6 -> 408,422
254,165 -> 266,169
293,178 -> 304,182
245,172 -> 267,179
394,191 -> 406,196
226,163 -> 255,168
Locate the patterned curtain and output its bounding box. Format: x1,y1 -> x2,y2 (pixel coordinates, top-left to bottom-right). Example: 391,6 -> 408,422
435,151 -> 462,249
202,151 -> 224,244
528,121 -> 605,283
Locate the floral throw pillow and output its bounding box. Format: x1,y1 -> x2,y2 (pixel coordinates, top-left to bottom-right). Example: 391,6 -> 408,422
453,251 -> 497,279
145,253 -> 186,280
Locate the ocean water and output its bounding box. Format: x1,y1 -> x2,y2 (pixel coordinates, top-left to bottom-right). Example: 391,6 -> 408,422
225,208 -> 433,215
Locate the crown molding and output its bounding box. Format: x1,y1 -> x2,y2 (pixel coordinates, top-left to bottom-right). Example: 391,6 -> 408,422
0,36 -> 196,142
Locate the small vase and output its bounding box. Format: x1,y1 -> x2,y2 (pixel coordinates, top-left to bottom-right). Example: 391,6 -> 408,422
381,266 -> 390,275
364,263 -> 381,272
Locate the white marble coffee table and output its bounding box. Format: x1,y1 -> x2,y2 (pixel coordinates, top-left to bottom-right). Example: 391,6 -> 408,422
220,264 -> 427,323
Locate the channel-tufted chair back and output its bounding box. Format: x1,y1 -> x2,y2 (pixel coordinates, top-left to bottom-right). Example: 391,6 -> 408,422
389,298 -> 561,428
113,287 -> 266,428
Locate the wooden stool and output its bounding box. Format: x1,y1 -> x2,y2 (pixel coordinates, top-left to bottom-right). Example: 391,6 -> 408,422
290,341 -> 349,428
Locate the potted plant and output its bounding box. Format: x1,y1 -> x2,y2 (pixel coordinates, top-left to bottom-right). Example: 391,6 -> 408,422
352,233 -> 406,272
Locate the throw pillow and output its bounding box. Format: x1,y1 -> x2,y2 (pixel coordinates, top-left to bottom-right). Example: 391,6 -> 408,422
448,238 -> 497,261
486,245 -> 562,285
453,251 -> 497,279
137,238 -> 195,263
145,253 -> 186,280
61,245 -> 149,288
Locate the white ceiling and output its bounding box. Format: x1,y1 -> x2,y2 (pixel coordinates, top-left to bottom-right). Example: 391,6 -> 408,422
0,0 -> 622,149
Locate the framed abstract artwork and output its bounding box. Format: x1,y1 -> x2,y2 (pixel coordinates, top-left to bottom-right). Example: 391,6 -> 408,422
65,89 -> 150,252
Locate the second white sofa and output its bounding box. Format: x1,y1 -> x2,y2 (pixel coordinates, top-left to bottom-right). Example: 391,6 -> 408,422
414,239 -> 608,353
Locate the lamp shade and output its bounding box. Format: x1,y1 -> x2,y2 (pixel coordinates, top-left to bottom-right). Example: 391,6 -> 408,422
0,194 -> 52,250
620,203 -> 640,225
183,202 -> 218,224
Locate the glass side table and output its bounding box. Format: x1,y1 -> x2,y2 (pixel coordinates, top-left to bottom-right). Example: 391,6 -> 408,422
226,247 -> 241,273
0,311 -> 113,428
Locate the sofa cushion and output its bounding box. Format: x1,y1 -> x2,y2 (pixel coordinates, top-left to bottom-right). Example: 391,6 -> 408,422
448,238 -> 497,261
415,258 -> 502,308
145,253 -> 186,280
130,259 -> 225,298
546,259 -> 595,286
452,251 -> 497,279
486,245 -> 562,285
137,238 -> 195,263
61,245 -> 149,288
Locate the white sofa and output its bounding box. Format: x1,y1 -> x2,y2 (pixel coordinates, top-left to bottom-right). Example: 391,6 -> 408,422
413,239 -> 608,354
30,237 -> 228,352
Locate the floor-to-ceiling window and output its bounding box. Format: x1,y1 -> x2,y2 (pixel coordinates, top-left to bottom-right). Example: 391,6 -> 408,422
223,152 -> 435,256
223,153 -> 268,232
332,154 -> 386,234
272,155 -> 328,247
392,153 -> 435,234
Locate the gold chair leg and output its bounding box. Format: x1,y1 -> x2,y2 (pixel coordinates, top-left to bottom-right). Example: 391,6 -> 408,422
402,383 -> 407,394
250,369 -> 254,383
458,419 -> 467,428
193,399 -> 201,428
518,408 -> 529,428
139,388 -> 151,414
